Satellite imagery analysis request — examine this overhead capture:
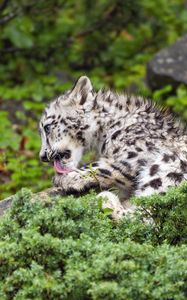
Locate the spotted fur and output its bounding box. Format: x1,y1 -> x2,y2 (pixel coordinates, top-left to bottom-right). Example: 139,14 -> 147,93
39,76 -> 187,219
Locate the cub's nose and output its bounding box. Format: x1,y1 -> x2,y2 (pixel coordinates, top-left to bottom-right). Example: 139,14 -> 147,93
40,152 -> 49,162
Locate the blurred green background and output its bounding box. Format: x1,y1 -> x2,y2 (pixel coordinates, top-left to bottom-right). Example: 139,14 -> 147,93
0,0 -> 187,199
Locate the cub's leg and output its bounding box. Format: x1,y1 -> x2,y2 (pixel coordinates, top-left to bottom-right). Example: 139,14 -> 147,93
53,158 -> 134,196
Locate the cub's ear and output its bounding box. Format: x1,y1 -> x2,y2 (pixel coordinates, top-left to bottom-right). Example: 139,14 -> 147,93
70,76 -> 93,105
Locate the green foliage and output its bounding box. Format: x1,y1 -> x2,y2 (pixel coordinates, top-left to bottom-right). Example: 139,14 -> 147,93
153,85 -> 187,120
0,0 -> 187,198
132,183 -> 187,245
0,112 -> 20,150
166,85 -> 187,120
0,184 -> 187,299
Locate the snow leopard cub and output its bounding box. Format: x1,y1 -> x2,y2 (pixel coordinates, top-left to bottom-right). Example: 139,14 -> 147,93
39,76 -> 187,219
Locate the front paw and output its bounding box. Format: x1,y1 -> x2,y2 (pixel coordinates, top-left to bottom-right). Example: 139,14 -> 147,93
53,172 -> 82,192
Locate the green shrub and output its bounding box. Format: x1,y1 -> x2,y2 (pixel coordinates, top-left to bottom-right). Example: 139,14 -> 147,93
0,184 -> 187,299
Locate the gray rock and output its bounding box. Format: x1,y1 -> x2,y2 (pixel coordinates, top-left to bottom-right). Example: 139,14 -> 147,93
147,35 -> 187,90
0,187 -> 61,217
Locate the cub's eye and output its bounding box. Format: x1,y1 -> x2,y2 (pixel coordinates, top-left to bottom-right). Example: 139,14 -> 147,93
63,150 -> 71,159
44,124 -> 51,134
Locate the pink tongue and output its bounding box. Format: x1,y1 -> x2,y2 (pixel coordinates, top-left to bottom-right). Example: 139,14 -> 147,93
54,160 -> 72,174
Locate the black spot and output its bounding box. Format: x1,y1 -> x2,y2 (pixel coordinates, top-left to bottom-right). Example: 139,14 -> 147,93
167,172 -> 183,183
126,140 -> 135,146
107,95 -> 113,102
119,104 -> 123,110
162,154 -> 169,162
101,141 -> 106,153
47,115 -> 55,119
145,103 -> 153,113
76,131 -> 85,145
81,124 -> 89,130
64,182 -> 99,196
145,141 -> 155,151
149,178 -> 162,189
145,141 -> 154,148
180,160 -> 187,172
92,162 -> 98,167
102,107 -> 108,113
120,161 -> 131,171
116,179 -> 124,185
135,129 -> 144,135
127,151 -> 137,159
60,118 -> 67,125
113,148 -> 119,154
46,136 -> 50,146
162,153 -> 176,163
135,99 -> 140,107
111,164 -> 134,182
150,164 -> 159,176
97,173 -> 109,179
111,164 -> 120,171
137,159 -> 147,166
122,172 -> 134,182
51,121 -> 58,126
66,116 -> 75,121
76,131 -> 83,139
111,130 -> 121,140
136,147 -> 143,152
98,168 -> 112,176
126,98 -> 130,106
110,121 -> 121,129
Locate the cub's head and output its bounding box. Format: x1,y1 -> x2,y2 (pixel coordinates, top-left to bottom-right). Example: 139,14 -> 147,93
39,76 -> 95,174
